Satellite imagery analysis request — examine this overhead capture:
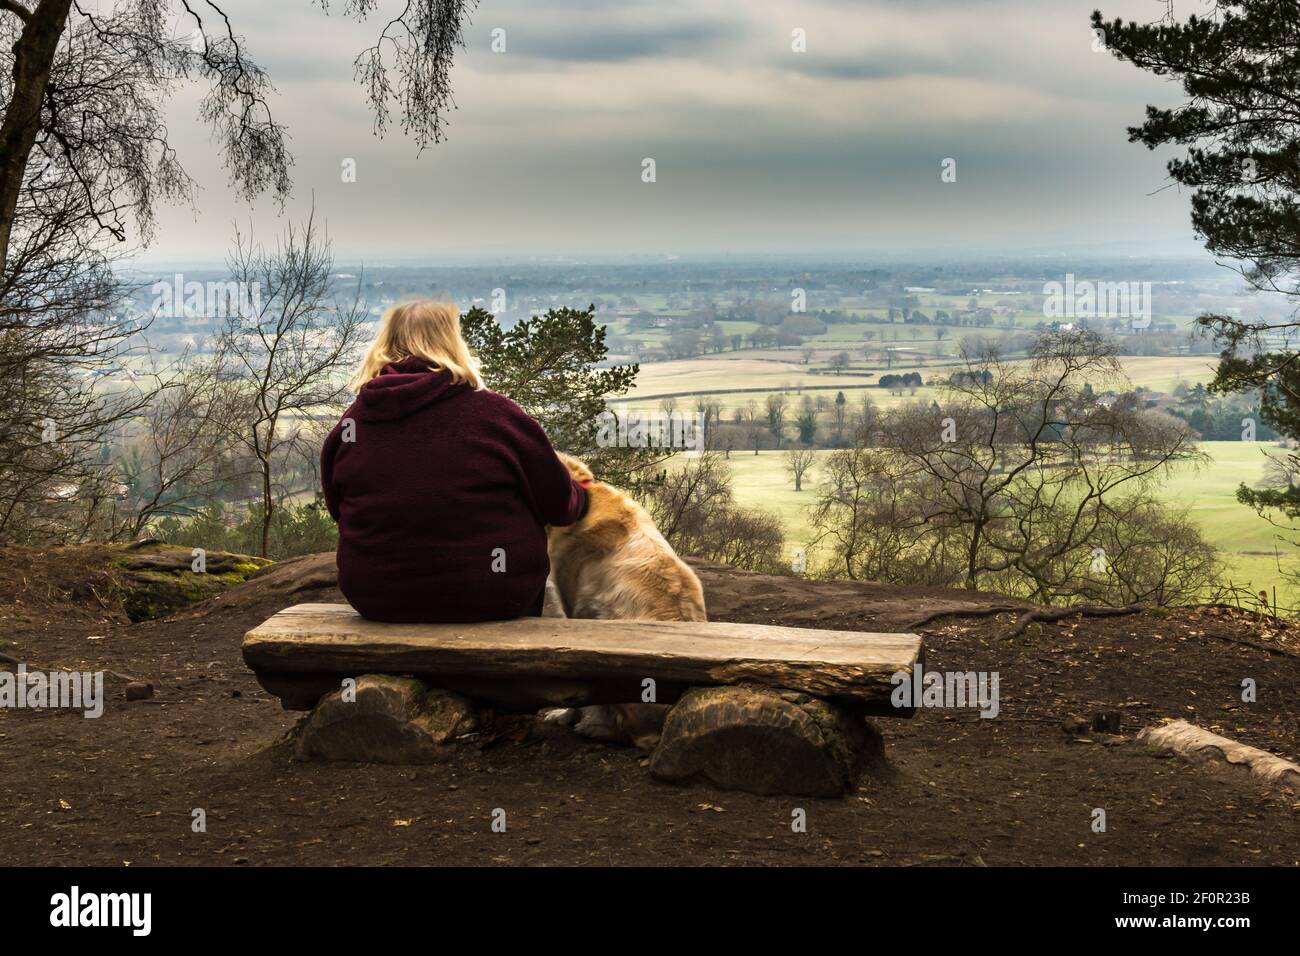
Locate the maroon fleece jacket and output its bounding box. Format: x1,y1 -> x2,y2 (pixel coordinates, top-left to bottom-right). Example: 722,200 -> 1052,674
320,357 -> 587,623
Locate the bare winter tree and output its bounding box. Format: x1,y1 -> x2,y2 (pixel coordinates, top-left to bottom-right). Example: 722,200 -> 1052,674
0,0 -> 293,543
0,322 -> 148,543
328,0 -> 478,152
0,1 -> 292,279
211,210 -> 367,557
811,331 -> 1215,605
0,1 -> 478,270
0,2 -> 476,543
765,392 -> 787,449
809,445 -> 966,585
111,352 -> 246,539
1036,496 -> 1225,608
785,446 -> 815,491
642,451 -> 786,574
738,400 -> 764,455
0,174 -> 153,542
644,451 -> 734,547
831,391 -> 847,445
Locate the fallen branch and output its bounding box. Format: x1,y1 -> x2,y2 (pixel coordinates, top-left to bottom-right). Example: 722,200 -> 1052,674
1137,719 -> 1300,793
1197,630 -> 1300,661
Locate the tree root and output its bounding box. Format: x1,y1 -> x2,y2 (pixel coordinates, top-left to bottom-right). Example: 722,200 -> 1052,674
907,605 -> 1026,630
910,603 -> 1300,657
1003,605 -> 1143,638
908,604 -> 1143,638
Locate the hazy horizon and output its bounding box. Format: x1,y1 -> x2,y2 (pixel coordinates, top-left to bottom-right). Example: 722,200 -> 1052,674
129,240 -> 1218,272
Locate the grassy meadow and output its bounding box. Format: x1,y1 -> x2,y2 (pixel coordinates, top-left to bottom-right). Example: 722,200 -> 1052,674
707,441 -> 1299,609
616,351 -> 1291,604
615,354 -> 1218,410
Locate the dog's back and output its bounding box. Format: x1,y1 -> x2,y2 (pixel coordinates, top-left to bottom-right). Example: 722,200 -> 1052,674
548,453 -> 705,623
549,484 -> 706,622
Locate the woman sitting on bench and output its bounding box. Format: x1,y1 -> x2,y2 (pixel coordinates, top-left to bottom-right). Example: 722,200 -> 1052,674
320,300 -> 588,623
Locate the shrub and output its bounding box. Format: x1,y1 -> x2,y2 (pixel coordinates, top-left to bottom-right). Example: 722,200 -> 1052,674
154,498 -> 337,561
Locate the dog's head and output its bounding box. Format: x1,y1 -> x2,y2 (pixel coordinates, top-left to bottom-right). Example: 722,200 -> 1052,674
549,452 -> 597,540
556,451 -> 595,486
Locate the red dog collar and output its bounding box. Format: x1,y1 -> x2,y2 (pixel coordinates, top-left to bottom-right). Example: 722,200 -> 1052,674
578,479 -> 593,487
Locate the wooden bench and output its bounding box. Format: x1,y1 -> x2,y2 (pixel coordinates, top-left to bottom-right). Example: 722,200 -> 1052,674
243,603 -> 923,714
242,604 -> 924,796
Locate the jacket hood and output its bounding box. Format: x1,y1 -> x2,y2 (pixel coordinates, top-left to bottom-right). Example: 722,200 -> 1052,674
351,356 -> 469,422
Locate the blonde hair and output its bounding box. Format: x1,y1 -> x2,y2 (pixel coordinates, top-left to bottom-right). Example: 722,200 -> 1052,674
351,300 -> 484,392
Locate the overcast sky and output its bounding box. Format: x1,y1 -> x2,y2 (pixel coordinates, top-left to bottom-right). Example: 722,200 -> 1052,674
138,0 -> 1211,266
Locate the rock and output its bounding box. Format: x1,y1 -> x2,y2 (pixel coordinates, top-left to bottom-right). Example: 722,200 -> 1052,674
294,675 -> 481,764
242,552 -> 336,594
112,545 -> 272,622
125,681 -> 154,701
1061,715 -> 1091,736
649,684 -> 885,797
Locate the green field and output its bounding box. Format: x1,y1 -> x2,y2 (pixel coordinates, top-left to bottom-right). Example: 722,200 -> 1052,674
608,354 -> 1222,439
708,441 -> 1299,608
616,354 -> 1217,402
617,351 -> 1278,601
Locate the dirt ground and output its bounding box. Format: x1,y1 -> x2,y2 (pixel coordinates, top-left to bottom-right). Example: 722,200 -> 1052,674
2,546 -> 1298,867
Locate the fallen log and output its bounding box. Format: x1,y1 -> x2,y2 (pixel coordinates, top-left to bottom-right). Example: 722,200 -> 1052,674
243,603 -> 923,715
294,675 -> 481,764
1137,719 -> 1300,793
650,684 -> 885,797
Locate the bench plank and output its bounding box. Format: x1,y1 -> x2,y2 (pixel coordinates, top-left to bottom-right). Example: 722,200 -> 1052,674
242,603 -> 923,715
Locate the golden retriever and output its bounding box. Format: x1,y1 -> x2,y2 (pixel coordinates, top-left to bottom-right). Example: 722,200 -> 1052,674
542,452 -> 706,749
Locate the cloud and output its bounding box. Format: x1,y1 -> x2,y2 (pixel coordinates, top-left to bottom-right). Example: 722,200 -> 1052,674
467,20 -> 740,63
141,0 -> 1198,262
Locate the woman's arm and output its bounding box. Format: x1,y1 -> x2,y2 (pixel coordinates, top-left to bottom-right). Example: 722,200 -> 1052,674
320,422 -> 344,522
501,401 -> 587,526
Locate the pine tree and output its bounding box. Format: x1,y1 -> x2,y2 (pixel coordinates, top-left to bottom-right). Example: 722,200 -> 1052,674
1095,1 -> 1300,518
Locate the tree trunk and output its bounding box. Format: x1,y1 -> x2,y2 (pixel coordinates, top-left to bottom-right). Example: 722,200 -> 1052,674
294,675 -> 481,765
0,0 -> 75,279
650,684 -> 886,797
261,464 -> 272,558
964,516 -> 985,589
